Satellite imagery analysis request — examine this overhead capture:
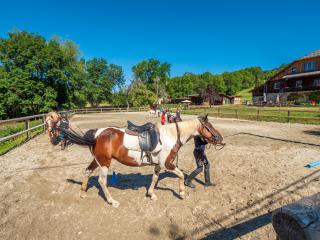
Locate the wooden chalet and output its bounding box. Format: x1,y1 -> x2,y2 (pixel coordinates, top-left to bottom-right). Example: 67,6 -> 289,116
252,50 -> 320,103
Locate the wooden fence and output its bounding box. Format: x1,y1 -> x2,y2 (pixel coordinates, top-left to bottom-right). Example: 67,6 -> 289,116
182,107 -> 320,124
0,107 -> 148,144
0,106 -> 319,150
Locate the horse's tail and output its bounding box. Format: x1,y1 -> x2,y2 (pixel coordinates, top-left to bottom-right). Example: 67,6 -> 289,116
63,128 -> 97,147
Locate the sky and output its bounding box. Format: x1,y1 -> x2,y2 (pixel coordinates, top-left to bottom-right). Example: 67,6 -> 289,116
1,0 -> 319,83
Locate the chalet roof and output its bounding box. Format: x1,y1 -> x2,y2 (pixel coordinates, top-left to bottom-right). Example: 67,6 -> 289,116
299,50 -> 320,60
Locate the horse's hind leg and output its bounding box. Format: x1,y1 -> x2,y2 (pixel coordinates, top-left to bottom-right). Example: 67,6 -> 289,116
80,159 -> 98,198
147,165 -> 161,200
98,165 -> 120,208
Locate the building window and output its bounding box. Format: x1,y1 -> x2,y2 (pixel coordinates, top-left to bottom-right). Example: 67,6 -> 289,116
304,61 -> 316,72
296,80 -> 302,87
314,79 -> 320,86
274,82 -> 280,89
291,67 -> 297,74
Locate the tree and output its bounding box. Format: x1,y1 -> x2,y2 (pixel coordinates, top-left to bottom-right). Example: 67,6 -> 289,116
127,81 -> 156,107
201,85 -> 222,107
111,90 -> 128,107
84,58 -> 113,107
132,59 -> 170,94
107,64 -> 125,91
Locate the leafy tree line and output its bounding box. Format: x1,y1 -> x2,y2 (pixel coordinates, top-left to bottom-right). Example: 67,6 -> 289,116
166,65 -> 287,98
0,30 -> 286,119
116,63 -> 286,107
0,31 -> 124,119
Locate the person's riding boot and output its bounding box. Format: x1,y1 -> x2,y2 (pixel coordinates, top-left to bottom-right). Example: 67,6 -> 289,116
185,168 -> 202,188
61,140 -> 66,150
204,168 -> 215,187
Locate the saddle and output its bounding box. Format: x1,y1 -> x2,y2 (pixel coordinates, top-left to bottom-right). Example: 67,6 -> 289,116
127,121 -> 155,133
125,121 -> 161,162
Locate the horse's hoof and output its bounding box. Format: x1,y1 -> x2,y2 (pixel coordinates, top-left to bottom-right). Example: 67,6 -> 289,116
179,191 -> 186,199
79,191 -> 86,198
111,200 -> 120,208
150,194 -> 158,201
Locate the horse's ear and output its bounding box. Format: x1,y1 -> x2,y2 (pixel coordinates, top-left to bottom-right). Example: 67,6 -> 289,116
203,114 -> 208,122
198,114 -> 209,122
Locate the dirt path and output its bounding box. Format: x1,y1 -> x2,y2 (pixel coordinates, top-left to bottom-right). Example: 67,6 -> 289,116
1,112 -> 320,240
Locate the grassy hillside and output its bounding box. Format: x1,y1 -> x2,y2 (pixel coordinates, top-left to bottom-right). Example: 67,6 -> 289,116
236,87 -> 254,101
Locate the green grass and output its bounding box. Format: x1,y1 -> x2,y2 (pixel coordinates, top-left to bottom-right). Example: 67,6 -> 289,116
235,87 -> 254,101
0,119 -> 44,155
181,105 -> 320,124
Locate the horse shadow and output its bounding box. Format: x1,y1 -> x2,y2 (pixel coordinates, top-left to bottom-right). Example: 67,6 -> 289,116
66,171 -> 182,201
303,130 -> 320,136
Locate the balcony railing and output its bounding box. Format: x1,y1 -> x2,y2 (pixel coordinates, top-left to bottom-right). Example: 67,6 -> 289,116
284,85 -> 320,92
254,85 -> 320,95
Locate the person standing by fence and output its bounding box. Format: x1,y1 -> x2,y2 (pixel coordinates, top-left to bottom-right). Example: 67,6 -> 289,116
176,108 -> 181,121
161,112 -> 166,125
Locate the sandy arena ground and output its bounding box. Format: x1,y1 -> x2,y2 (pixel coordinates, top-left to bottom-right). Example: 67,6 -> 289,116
1,112 -> 320,240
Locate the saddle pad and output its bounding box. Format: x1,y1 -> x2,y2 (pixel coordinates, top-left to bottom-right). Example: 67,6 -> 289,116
123,133 -> 162,152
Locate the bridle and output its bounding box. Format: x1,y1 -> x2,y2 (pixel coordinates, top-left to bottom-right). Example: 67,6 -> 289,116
46,118 -> 58,137
199,120 -> 225,150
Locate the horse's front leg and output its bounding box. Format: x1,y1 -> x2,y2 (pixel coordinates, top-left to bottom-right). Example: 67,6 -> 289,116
165,150 -> 185,199
171,167 -> 185,199
147,164 -> 161,200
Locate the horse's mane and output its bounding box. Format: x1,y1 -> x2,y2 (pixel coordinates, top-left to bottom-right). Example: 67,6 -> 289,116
47,111 -> 60,122
158,119 -> 201,143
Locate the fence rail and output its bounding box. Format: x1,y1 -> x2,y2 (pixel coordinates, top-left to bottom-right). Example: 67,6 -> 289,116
182,107 -> 320,124
0,106 -> 319,152
0,107 -> 149,145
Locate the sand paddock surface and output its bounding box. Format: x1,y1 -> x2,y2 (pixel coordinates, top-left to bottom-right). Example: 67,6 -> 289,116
1,112 -> 320,240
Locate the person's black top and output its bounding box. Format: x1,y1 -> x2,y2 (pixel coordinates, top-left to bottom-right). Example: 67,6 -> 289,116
58,118 -> 69,129
194,135 -> 207,151
176,111 -> 181,118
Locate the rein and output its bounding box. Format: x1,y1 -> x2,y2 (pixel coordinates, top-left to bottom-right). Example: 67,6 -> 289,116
174,122 -> 183,168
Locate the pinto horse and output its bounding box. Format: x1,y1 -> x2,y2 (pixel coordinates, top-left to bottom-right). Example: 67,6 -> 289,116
45,111 -> 61,145
64,115 -> 224,208
148,108 -> 160,117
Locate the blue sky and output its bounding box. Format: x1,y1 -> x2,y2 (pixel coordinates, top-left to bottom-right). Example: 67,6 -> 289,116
1,0 -> 319,83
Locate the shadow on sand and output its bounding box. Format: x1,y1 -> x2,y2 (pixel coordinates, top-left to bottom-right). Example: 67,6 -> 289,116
147,169 -> 320,239
66,171 -> 182,201
303,130 -> 320,136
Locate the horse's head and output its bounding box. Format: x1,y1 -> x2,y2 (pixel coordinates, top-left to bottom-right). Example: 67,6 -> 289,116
45,115 -> 60,142
197,114 -> 225,146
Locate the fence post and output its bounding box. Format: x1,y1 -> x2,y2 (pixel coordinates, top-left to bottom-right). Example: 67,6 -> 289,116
25,119 -> 30,139
287,111 -> 291,123
42,115 -> 46,130
235,110 -> 238,119
257,110 -> 260,121
217,108 -> 220,117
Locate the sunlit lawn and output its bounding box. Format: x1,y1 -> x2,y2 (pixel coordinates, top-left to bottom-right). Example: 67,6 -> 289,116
182,105 -> 320,124
0,119 -> 44,155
